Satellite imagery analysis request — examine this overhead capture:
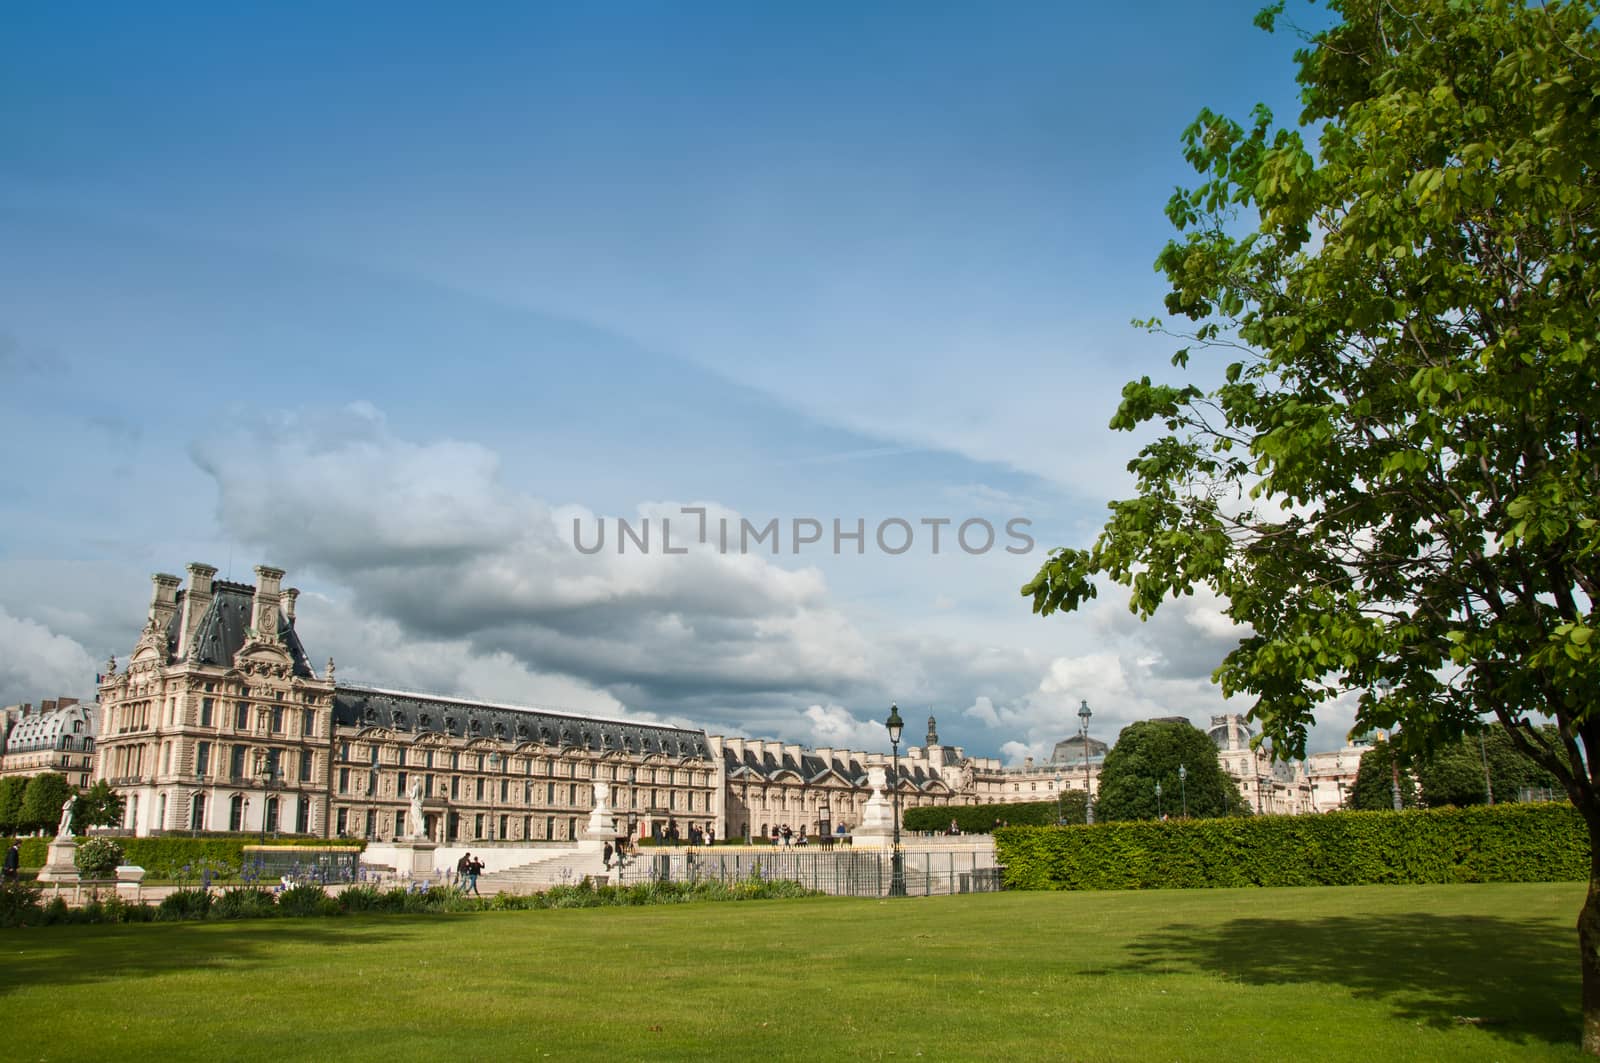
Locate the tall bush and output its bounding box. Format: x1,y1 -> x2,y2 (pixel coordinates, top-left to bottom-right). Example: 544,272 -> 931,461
996,803 -> 1587,891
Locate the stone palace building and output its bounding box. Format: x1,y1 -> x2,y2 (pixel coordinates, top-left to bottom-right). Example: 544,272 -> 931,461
92,562 -> 1018,841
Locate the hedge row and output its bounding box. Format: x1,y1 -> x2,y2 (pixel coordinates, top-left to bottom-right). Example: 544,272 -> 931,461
0,876 -> 818,928
904,797 -> 1087,834
15,835 -> 362,875
995,803 -> 1590,891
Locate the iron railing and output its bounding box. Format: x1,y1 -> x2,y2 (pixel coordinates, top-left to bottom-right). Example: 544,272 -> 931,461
616,847 -> 1003,897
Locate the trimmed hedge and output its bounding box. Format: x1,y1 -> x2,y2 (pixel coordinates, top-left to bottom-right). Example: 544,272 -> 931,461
15,835 -> 363,875
996,803 -> 1590,891
905,797 -> 1088,834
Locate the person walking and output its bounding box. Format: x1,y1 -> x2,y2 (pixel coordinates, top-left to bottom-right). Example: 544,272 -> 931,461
3,840 -> 18,881
465,854 -> 484,896
456,852 -> 471,889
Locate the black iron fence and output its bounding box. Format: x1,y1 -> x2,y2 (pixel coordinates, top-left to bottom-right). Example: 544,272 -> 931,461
239,845 -> 363,884
616,847 -> 1002,897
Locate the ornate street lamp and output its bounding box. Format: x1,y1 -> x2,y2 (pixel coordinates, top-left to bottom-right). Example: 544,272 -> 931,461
256,761 -> 284,842
1478,728 -> 1495,805
1178,764 -> 1188,819
1378,680 -> 1402,811
488,751 -> 502,841
1054,773 -> 1064,826
1155,780 -> 1163,820
1078,699 -> 1095,825
886,703 -> 906,897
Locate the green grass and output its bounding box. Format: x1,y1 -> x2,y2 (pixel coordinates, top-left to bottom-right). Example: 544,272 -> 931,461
0,883 -> 1585,1061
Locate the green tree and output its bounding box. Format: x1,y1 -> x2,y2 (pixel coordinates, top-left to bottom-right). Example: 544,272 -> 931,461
1418,726 -> 1562,807
1094,720 -> 1247,821
71,780 -> 125,835
1020,0 -> 1600,1048
20,773 -> 74,835
0,776 -> 26,835
1349,738 -> 1419,811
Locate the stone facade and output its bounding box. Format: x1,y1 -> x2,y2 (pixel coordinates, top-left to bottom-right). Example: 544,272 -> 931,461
1208,713 -> 1314,815
1305,735 -> 1372,812
0,697 -> 99,788
327,685 -> 718,845
714,716 -> 1008,841
93,563 -> 721,842
94,563 -> 337,837
90,562 -> 1361,841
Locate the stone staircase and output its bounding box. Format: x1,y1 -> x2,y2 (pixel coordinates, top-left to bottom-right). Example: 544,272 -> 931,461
476,848 -> 609,894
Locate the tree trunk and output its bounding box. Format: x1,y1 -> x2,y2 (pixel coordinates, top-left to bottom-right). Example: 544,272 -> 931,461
1581,810 -> 1600,1055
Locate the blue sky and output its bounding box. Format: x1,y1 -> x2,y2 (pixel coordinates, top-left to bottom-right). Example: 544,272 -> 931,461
0,2 -> 1359,759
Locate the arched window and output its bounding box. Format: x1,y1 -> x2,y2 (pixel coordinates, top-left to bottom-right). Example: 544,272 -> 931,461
265,797 -> 279,835
229,794 -> 244,832
191,791 -> 205,832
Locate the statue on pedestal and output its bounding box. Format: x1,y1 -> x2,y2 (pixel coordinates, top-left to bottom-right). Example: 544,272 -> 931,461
407,778 -> 425,841
56,796 -> 76,839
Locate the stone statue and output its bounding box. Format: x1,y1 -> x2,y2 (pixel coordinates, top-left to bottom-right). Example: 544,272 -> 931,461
593,781 -> 610,810
867,765 -> 887,797
57,795 -> 75,838
407,778 -> 425,840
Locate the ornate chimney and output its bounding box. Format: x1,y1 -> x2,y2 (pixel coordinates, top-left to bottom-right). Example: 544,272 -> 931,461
176,563 -> 217,659
148,573 -> 181,636
252,565 -> 286,644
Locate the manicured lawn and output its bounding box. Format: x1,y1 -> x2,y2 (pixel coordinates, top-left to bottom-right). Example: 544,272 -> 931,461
0,882 -> 1585,1061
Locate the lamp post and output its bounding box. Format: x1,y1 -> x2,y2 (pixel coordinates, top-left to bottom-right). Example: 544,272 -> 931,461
368,747 -> 379,841
1478,729 -> 1495,805
1155,780 -> 1163,820
1078,699 -> 1095,825
1178,764 -> 1188,818
192,770 -> 205,837
488,751 -> 502,841
1054,774 -> 1064,825
256,763 -> 284,843
742,775 -> 752,844
886,703 -> 906,897
1377,682 -> 1403,811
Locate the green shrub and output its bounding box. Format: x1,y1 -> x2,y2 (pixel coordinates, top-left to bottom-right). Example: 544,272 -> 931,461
74,837 -> 125,878
157,888 -> 214,921
40,896 -> 70,924
995,803 -> 1588,891
213,888 -> 277,919
97,893 -> 155,924
17,835 -> 359,873
0,879 -> 43,927
904,798 -> 1084,833
277,884 -> 334,918
336,885 -> 386,913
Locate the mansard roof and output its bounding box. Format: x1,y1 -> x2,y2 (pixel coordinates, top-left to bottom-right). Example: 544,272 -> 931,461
722,745 -> 952,790
332,684 -> 713,760
3,700 -> 97,754
165,581 -> 315,678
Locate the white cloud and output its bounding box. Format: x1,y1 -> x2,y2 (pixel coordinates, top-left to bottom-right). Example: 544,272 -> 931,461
0,607 -> 100,708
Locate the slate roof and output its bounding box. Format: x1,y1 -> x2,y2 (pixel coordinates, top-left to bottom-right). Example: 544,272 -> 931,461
1049,734 -> 1108,766
722,745 -> 952,791
331,684 -> 713,760
164,582 -> 316,678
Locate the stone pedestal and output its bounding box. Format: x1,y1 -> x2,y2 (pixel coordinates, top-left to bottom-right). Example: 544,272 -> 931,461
578,784 -> 617,852
394,841 -> 437,877
116,865 -> 146,900
36,837 -> 79,883
850,825 -> 891,850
